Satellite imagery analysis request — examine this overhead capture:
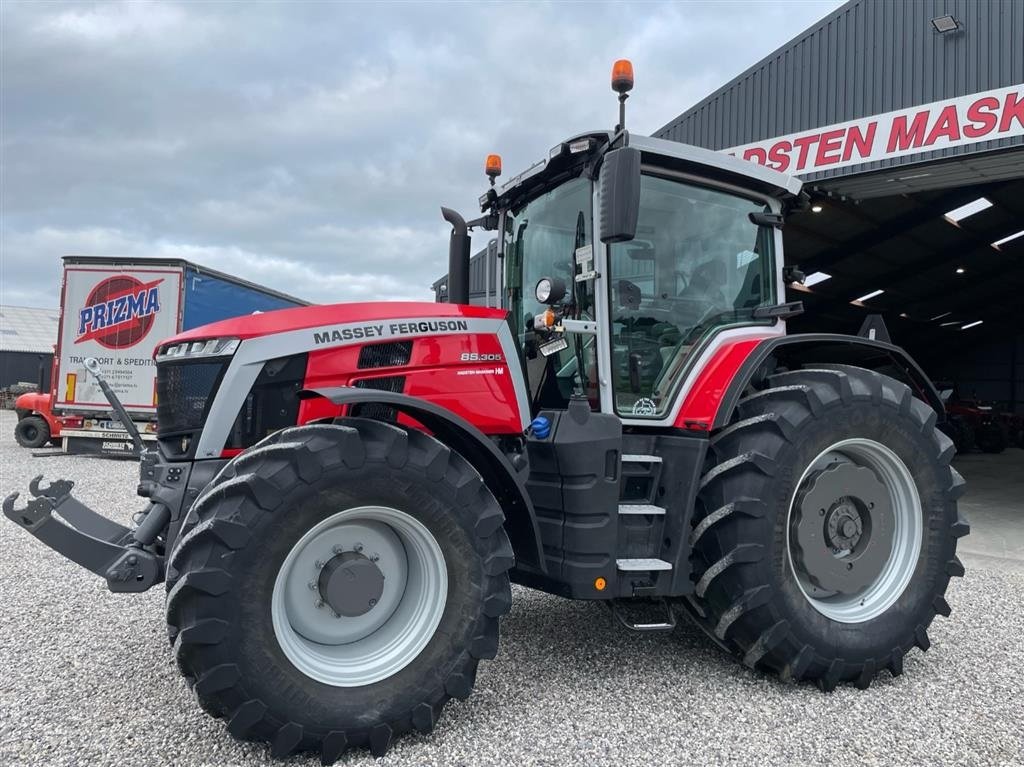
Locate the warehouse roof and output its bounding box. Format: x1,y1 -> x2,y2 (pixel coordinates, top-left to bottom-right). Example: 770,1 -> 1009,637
0,305 -> 60,354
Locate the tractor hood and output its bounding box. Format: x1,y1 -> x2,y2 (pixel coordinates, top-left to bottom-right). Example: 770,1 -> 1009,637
158,301 -> 508,350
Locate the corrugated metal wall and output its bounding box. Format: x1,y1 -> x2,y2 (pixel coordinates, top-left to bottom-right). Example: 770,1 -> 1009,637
0,351 -> 52,390
654,0 -> 1024,184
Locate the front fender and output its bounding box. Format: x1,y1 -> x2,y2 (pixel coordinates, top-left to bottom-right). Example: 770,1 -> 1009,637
299,386 -> 546,573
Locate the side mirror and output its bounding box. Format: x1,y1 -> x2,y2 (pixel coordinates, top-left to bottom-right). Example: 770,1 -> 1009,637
599,146 -> 641,244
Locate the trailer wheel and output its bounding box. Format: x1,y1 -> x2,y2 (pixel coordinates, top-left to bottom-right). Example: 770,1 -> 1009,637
14,415 -> 50,448
165,419 -> 513,761
684,365 -> 967,690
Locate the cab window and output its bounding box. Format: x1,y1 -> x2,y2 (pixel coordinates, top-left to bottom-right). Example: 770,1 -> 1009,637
607,174 -> 774,418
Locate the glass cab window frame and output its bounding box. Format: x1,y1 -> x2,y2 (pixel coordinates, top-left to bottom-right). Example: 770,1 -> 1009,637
604,171 -> 778,420
503,175 -> 598,413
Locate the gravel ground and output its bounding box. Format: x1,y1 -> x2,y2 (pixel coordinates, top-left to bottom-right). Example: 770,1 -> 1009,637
1,409 -> 1021,767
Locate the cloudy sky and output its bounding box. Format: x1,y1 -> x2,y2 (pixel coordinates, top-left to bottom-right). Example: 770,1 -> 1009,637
1,0 -> 841,308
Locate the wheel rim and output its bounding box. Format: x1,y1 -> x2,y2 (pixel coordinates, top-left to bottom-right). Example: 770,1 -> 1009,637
786,438 -> 922,623
271,505 -> 447,687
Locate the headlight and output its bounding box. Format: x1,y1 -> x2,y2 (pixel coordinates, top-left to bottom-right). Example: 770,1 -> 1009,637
156,337 -> 240,362
535,276 -> 566,305
536,278 -> 553,303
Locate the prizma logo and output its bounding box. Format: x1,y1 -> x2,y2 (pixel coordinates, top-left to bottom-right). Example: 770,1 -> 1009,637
76,275 -> 163,349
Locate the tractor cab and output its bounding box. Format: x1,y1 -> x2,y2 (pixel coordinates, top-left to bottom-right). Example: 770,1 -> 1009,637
454,63 -> 803,425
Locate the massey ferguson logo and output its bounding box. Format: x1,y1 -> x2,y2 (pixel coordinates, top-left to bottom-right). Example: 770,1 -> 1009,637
76,275 -> 163,349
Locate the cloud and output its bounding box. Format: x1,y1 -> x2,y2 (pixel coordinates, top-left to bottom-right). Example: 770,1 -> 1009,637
1,0 -> 844,310
32,0 -> 209,48
0,224 -> 439,307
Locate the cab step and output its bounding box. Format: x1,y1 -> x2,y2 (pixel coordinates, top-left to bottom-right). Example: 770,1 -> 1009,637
618,503 -> 666,515
621,454 -> 662,464
607,597 -> 677,632
616,557 -> 672,571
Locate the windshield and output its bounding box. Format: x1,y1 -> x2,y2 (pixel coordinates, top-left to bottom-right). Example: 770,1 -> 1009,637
504,176 -> 596,411
608,174 -> 775,418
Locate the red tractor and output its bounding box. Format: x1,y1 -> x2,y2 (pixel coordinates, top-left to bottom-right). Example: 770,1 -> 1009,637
4,62 -> 967,761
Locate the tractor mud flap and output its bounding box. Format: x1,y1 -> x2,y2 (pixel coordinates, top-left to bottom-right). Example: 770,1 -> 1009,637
2,475 -> 162,593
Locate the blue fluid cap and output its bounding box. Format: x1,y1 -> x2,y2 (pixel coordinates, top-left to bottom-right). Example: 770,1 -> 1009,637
531,416 -> 551,439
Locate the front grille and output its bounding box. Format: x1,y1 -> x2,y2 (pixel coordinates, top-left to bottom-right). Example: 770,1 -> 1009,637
358,340 -> 412,369
352,375 -> 405,421
156,361 -> 227,437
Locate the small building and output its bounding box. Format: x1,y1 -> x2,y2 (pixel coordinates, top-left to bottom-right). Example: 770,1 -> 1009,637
0,305 -> 60,391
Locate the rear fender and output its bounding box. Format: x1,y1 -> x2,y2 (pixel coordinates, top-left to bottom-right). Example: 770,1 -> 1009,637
714,333 -> 945,429
299,386 -> 546,573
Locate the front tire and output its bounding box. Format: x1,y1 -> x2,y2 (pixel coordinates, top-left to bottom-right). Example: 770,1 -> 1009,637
683,365 -> 968,690
166,419 -> 514,761
14,415 -> 49,448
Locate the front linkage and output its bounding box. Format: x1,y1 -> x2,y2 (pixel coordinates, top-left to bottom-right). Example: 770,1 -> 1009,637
3,475 -> 163,592
3,358 -> 170,593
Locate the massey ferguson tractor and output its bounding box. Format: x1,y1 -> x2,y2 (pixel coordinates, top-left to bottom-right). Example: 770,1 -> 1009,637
4,61 -> 967,762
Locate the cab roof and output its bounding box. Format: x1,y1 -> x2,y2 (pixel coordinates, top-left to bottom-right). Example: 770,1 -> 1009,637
492,130 -> 802,211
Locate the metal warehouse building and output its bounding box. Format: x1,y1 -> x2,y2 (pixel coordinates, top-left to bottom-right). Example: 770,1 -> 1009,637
0,305 -> 59,391
655,0 -> 1023,414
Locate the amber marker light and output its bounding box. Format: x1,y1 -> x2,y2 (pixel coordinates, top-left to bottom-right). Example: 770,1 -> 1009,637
485,154 -> 502,179
594,577 -> 607,591
611,59 -> 634,93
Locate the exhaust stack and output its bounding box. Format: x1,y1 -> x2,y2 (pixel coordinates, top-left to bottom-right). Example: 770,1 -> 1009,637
441,207 -> 470,305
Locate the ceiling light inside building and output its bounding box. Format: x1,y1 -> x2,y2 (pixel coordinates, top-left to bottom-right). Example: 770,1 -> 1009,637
992,229 -> 1024,250
961,320 -> 984,330
804,271 -> 832,286
955,267 -> 965,274
854,289 -> 884,303
931,312 -> 952,321
940,321 -> 961,327
944,197 -> 992,224
931,15 -> 960,33
811,204 -> 823,213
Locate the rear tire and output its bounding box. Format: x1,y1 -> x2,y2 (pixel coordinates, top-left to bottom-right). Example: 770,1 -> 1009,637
165,419 -> 514,761
682,365 -> 968,690
14,415 -> 49,448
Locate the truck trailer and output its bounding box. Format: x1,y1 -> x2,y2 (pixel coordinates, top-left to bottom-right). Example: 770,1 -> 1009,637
14,256 -> 306,456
